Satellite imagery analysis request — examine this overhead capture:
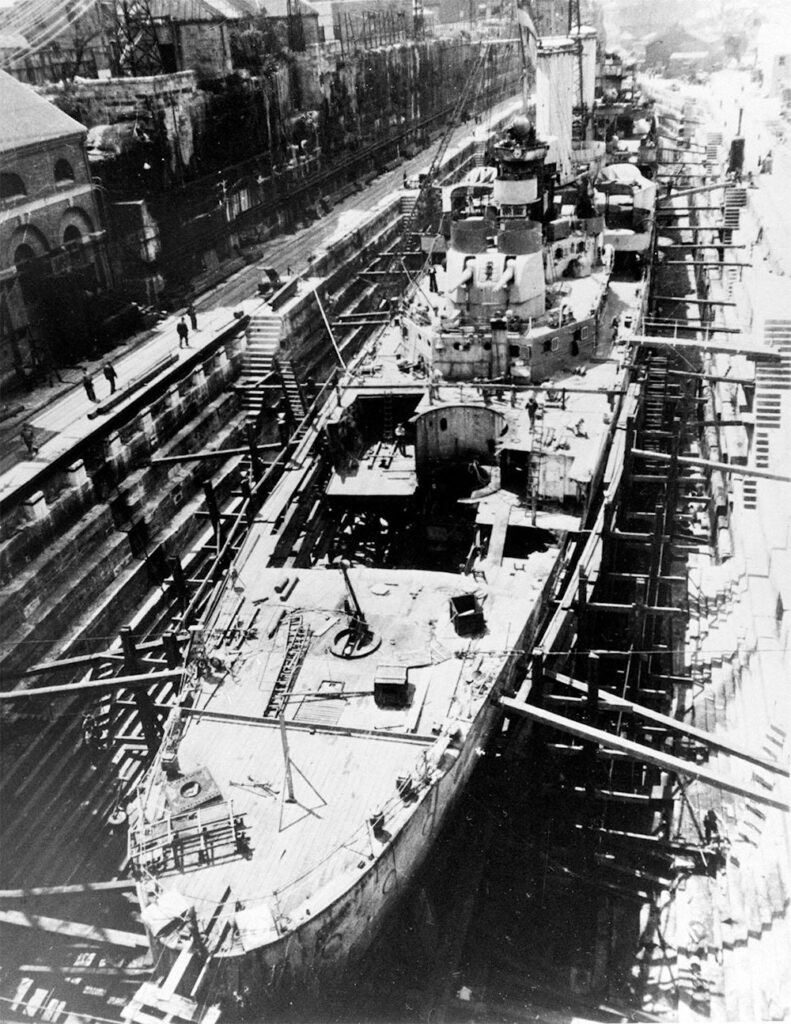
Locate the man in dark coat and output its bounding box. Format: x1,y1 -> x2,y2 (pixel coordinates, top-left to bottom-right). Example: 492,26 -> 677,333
177,317 -> 190,349
103,361 -> 118,394
82,369 -> 97,402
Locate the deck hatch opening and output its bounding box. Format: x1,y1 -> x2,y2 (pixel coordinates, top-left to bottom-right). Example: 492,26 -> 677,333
449,593 -> 485,636
373,665 -> 411,708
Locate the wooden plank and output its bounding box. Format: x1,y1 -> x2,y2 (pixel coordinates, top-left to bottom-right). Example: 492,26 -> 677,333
547,670 -> 789,777
0,910 -> 149,948
500,698 -> 790,811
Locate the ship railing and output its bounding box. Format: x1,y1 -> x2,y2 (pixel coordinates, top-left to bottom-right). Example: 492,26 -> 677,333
130,799 -> 246,877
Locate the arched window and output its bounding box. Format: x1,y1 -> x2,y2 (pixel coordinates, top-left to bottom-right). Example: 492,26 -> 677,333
63,224 -> 83,245
439,417 -> 448,431
14,244 -> 37,266
1,172 -> 27,200
54,158 -> 75,182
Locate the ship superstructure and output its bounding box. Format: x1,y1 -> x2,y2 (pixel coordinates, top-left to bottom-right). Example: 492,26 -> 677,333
410,115 -> 609,385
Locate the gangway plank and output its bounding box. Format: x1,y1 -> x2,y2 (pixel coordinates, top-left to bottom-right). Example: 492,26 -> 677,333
500,698 -> 789,811
545,670 -> 789,777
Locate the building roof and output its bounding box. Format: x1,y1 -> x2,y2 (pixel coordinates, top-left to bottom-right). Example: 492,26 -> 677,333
259,0 -> 319,17
148,0 -> 319,20
0,30 -> 28,50
148,0 -> 260,20
0,70 -> 86,153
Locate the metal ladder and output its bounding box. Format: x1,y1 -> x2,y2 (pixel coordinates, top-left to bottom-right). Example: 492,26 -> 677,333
528,417 -> 546,525
264,612 -> 312,717
383,392 -> 394,442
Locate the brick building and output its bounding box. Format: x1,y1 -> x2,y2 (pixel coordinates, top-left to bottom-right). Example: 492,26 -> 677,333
0,70 -> 112,387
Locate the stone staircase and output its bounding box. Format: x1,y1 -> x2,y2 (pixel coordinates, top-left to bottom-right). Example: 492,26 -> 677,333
276,355 -> 307,424
641,357 -> 670,451
400,191 -> 418,218
237,311 -> 283,422
639,554 -> 791,1020
743,321 -> 791,511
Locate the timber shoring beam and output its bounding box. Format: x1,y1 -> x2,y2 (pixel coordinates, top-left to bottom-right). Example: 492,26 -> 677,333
150,448 -> 278,466
586,602 -> 685,617
546,670 -> 789,776
665,368 -> 754,385
627,334 -> 779,359
655,227 -> 732,233
661,261 -> 751,267
0,670 -> 183,701
654,296 -> 737,306
656,207 -> 724,214
0,879 -> 137,898
630,448 -> 791,484
17,964 -> 150,979
656,181 -> 731,204
659,243 -> 746,249
641,322 -> 744,336
500,698 -> 789,811
0,652 -> 123,681
0,909 -> 149,948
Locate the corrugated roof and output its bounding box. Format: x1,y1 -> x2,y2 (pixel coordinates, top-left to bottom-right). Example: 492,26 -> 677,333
0,70 -> 86,153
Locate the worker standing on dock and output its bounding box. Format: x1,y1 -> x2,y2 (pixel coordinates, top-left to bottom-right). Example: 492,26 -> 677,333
20,423 -> 38,456
81,369 -> 97,403
177,317 -> 191,349
102,361 -> 118,395
395,422 -> 407,455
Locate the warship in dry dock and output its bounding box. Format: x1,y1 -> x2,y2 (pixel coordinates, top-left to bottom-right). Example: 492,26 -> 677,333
124,50 -> 642,1016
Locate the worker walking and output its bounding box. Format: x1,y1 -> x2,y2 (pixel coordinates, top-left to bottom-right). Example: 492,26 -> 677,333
20,423 -> 38,456
526,391 -> 538,429
177,317 -> 191,349
82,369 -> 98,403
186,302 -> 199,331
277,409 -> 289,446
103,360 -> 118,394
